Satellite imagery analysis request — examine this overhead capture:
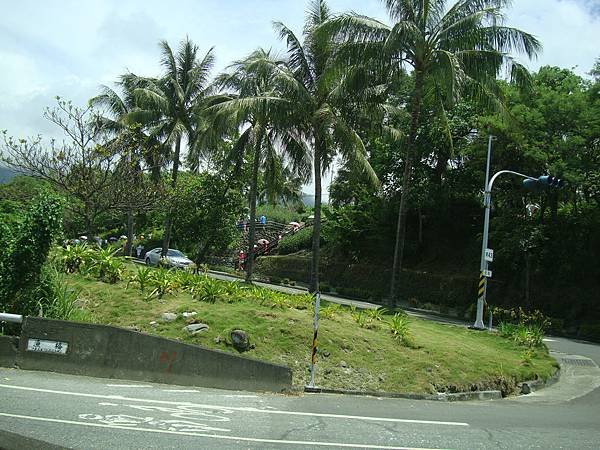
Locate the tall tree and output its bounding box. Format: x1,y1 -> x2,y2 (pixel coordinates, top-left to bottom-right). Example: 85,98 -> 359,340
1,99 -> 120,236
327,0 -> 541,302
214,48 -> 310,282
128,38 -> 215,256
275,0 -> 377,292
90,81 -> 162,255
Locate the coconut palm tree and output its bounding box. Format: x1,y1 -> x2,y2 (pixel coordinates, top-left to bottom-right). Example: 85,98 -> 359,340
325,0 -> 541,302
127,38 -> 216,256
90,75 -> 166,182
274,0 -> 377,292
214,48 -> 311,282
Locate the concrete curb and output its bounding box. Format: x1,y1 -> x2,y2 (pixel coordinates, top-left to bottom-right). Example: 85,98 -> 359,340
519,367 -> 561,394
303,386 -> 502,402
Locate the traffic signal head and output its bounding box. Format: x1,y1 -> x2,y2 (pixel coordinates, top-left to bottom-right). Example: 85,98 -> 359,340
538,175 -> 564,188
522,178 -> 542,191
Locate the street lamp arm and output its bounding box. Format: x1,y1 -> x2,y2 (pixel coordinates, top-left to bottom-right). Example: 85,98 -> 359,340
487,170 -> 536,192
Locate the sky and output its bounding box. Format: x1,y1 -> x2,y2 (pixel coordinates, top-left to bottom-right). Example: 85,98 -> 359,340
1,0 -> 599,195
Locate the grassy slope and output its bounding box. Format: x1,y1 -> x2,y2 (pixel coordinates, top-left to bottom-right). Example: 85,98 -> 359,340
67,271 -> 556,395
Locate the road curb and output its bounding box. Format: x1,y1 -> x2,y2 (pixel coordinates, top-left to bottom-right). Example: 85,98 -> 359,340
519,367 -> 561,394
303,386 -> 502,401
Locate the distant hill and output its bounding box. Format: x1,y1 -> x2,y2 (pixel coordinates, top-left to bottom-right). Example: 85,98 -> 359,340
0,166 -> 17,184
301,192 -> 329,207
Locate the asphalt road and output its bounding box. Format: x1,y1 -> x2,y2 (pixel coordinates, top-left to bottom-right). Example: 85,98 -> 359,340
1,334 -> 600,450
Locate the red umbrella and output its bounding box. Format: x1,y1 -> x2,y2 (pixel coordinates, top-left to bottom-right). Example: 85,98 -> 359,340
257,239 -> 269,245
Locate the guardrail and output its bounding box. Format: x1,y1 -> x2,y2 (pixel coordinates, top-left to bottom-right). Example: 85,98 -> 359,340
0,313 -> 23,324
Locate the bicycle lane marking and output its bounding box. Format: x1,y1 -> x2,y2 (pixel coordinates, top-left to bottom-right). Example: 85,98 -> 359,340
0,384 -> 469,427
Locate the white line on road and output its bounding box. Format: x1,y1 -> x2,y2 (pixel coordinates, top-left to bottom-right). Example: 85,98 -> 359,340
161,389 -> 200,393
0,384 -> 469,427
107,384 -> 153,388
0,412 -> 440,450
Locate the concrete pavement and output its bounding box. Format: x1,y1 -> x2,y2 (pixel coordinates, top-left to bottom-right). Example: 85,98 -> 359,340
4,262 -> 598,448
1,333 -> 600,449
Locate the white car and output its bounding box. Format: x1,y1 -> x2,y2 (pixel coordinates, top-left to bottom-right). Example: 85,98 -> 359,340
144,248 -> 195,269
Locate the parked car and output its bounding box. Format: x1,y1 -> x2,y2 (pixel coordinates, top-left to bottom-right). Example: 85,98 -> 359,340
144,248 -> 195,269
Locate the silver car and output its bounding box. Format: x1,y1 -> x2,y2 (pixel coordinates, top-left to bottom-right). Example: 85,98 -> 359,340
144,248 -> 195,269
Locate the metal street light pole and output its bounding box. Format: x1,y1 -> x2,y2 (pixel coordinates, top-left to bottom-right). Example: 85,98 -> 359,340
473,135 -> 494,329
473,166 -> 539,329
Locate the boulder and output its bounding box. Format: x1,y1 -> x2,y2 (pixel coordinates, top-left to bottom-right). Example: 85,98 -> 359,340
183,323 -> 209,334
161,313 -> 177,322
231,329 -> 250,352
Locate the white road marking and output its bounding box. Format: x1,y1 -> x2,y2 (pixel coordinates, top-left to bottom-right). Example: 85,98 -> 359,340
0,384 -> 469,427
98,402 -> 119,406
161,389 -> 200,393
542,339 -> 557,342
0,412 -> 440,449
107,384 -> 153,388
222,394 -> 259,398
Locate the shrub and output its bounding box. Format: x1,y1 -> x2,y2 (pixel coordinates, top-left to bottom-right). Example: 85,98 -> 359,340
277,227 -> 313,255
289,293 -> 314,310
147,268 -> 178,299
491,306 -> 552,331
388,312 -> 413,345
351,309 -> 370,328
193,277 -> 225,303
498,321 -> 545,348
55,244 -> 93,273
37,266 -> 84,321
367,308 -> 388,321
321,303 -> 342,319
127,267 -> 153,293
86,247 -> 124,283
0,193 -> 63,316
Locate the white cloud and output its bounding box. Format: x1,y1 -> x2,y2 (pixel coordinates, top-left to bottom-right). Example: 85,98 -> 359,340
1,0 -> 598,153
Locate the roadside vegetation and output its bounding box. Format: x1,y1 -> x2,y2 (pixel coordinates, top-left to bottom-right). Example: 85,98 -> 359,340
59,263 -> 556,395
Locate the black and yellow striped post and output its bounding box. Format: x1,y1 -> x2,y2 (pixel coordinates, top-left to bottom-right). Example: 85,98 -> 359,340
308,292 -> 321,388
478,271 -> 486,301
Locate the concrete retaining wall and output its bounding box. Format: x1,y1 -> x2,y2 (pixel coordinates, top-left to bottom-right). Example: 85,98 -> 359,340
0,335 -> 19,368
16,317 -> 292,392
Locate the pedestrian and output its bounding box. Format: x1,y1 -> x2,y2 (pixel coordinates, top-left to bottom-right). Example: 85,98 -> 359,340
136,244 -> 144,258
239,250 -> 246,270
260,215 -> 267,225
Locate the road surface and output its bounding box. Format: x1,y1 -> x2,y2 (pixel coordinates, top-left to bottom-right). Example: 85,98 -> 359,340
1,334 -> 599,449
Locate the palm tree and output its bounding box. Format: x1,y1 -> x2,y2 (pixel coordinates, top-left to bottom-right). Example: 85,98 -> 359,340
274,0 -> 377,292
90,75 -> 167,183
214,48 -> 310,282
89,79 -> 162,255
128,38 -> 216,256
326,0 -> 541,302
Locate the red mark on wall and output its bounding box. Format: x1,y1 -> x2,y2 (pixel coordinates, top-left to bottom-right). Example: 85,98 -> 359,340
159,351 -> 177,373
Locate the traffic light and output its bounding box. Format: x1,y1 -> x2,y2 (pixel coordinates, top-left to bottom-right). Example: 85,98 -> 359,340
523,175 -> 565,191
522,179 -> 541,191
538,175 -> 565,188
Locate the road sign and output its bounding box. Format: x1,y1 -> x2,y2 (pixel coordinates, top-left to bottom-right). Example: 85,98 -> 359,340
27,338 -> 68,355
484,248 -> 494,262
483,269 -> 492,278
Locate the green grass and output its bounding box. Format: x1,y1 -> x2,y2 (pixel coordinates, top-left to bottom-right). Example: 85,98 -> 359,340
66,266 -> 557,395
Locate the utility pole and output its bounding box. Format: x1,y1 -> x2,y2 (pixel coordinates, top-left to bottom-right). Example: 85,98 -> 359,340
472,160 -> 563,329
473,135 -> 494,329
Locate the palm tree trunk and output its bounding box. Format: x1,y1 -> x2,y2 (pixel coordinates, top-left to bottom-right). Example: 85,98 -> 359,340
161,136 -> 182,257
389,71 -> 424,304
310,136 -> 322,293
125,208 -> 134,257
245,138 -> 262,283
